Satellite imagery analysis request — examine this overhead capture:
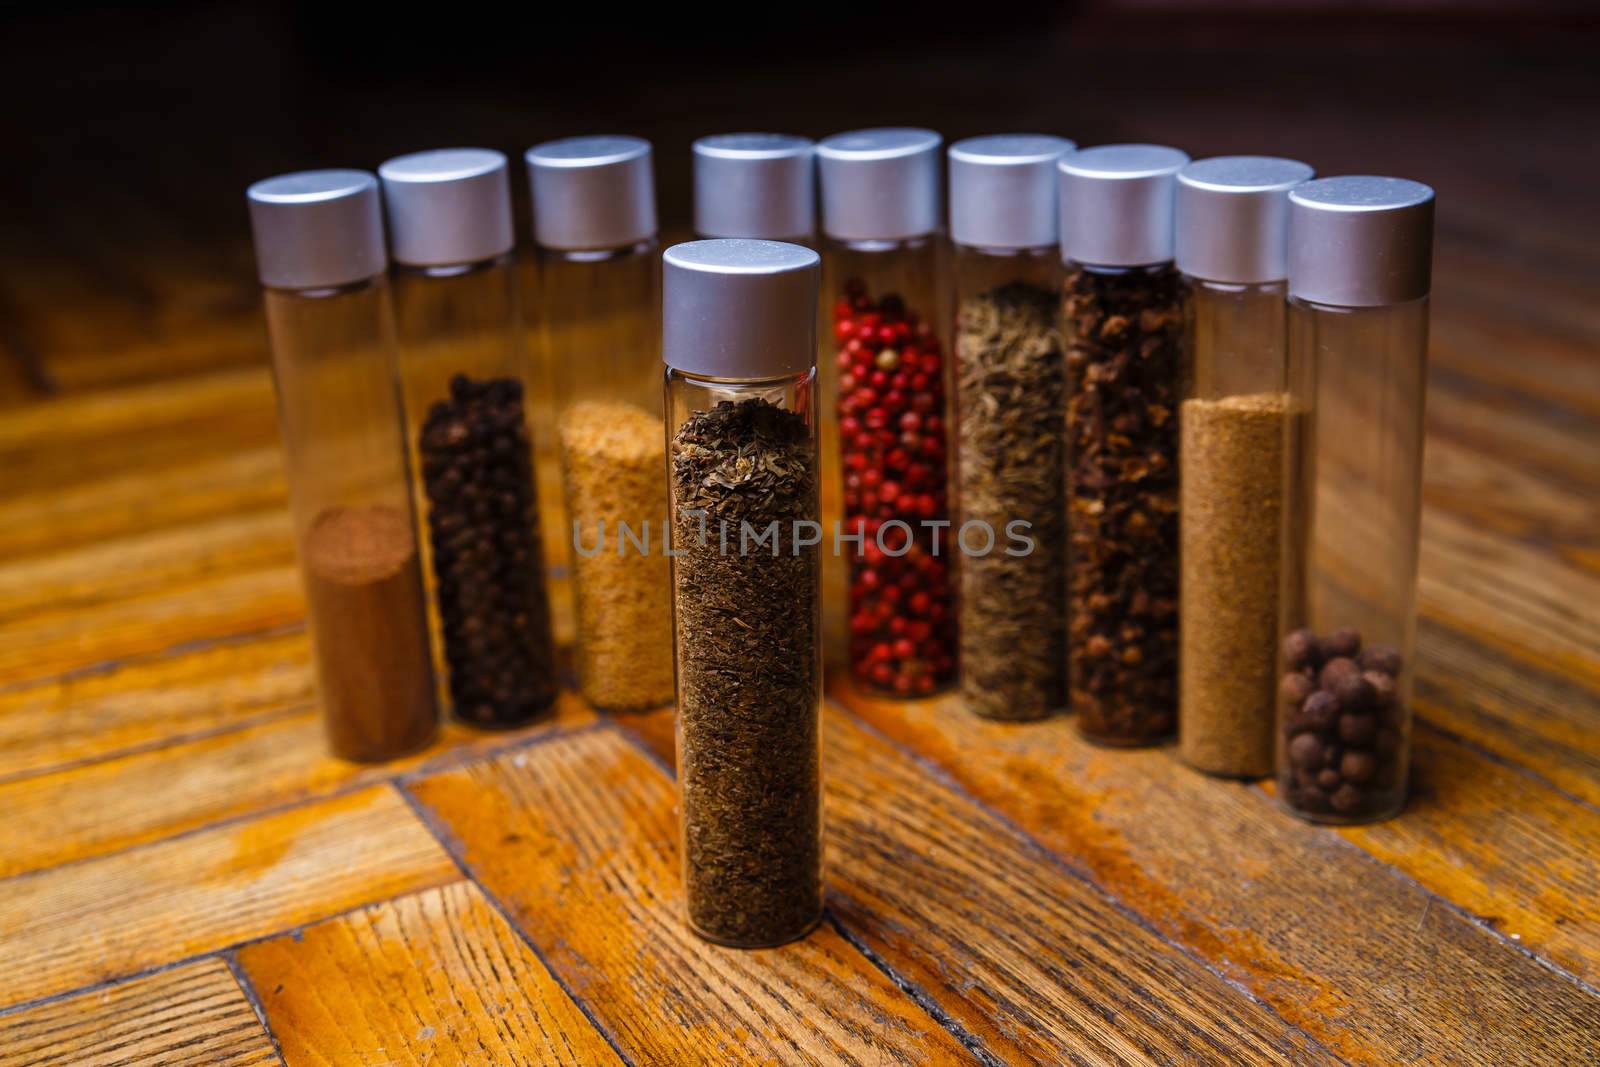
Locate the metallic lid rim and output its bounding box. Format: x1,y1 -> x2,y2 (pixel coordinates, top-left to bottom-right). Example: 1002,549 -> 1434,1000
817,128 -> 941,160
379,148 -> 506,184
525,136 -> 651,168
949,135 -> 1072,166
247,169 -> 375,205
1059,144 -> 1189,179
694,134 -> 813,160
1289,176 -> 1435,212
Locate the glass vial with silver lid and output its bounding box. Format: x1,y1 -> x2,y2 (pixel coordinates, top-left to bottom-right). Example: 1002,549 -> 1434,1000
1059,144 -> 1190,746
1175,155 -> 1313,777
379,148 -> 558,729
526,135 -> 673,712
247,170 -> 438,761
1277,176 -> 1434,824
664,239 -> 824,947
692,133 -> 815,244
817,127 -> 955,698
948,134 -> 1075,721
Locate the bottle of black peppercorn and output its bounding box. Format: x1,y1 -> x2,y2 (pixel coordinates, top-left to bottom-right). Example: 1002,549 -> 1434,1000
380,149 -> 558,728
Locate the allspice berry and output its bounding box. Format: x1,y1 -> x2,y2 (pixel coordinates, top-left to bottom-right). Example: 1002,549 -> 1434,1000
1283,628 -> 1318,671
1323,627 -> 1361,659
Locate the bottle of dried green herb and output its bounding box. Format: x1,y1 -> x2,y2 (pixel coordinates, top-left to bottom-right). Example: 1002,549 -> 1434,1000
949,134 -> 1075,721
1174,156 -> 1312,778
1059,144 -> 1190,746
663,238 -> 824,948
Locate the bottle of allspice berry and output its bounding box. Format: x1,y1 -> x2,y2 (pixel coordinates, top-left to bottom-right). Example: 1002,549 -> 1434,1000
1276,176 -> 1434,824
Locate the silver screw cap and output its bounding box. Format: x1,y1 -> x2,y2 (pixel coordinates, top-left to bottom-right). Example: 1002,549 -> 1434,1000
948,134 -> 1075,250
663,239 -> 820,379
1289,176 -> 1435,307
1176,156 -> 1314,284
693,133 -> 815,242
817,128 -> 941,242
246,170 -> 386,290
1058,144 -> 1189,268
378,148 -> 514,267
525,135 -> 657,252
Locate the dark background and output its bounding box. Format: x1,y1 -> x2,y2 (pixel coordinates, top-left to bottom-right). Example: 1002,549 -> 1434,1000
0,1 -> 1596,399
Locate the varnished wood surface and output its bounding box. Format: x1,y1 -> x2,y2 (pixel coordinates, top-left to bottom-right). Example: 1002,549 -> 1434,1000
1,24 -> 1598,1066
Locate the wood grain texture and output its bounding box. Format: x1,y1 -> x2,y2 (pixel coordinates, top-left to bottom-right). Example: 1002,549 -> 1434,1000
237,880 -> 620,1066
408,728 -> 975,1065
0,786 -> 458,1008
0,959 -> 277,1067
0,628 -> 310,783
839,685 -> 1600,1066
0,692 -> 594,878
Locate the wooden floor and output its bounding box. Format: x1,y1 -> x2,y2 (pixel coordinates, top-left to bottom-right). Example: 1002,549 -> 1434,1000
1,14 -> 1598,1066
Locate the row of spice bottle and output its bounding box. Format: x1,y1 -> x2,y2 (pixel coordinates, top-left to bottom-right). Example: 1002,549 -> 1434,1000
248,131 -> 1432,950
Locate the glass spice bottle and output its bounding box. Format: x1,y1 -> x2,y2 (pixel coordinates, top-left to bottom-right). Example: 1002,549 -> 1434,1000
1277,176 -> 1434,824
817,128 -> 954,698
1174,156 -> 1313,777
949,134 -> 1075,721
246,170 -> 438,761
378,148 -> 559,729
664,239 -> 823,948
525,135 -> 672,712
1059,144 -> 1190,746
692,133 -> 815,245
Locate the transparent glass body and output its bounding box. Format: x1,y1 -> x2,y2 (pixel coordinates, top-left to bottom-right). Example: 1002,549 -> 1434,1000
537,239 -> 671,711
1178,279 -> 1289,777
1277,296 -> 1427,823
666,366 -> 823,947
950,243 -> 1067,720
822,235 -> 954,697
262,277 -> 438,761
1063,259 -> 1188,745
392,256 -> 557,729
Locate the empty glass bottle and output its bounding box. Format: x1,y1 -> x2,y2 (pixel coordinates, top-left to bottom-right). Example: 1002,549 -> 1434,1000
526,135 -> 671,710
1277,176 -> 1434,824
817,127 -> 954,697
247,170 -> 437,761
1059,144 -> 1190,746
664,239 -> 823,948
1175,155 -> 1313,777
948,134 -> 1074,721
379,148 -> 558,729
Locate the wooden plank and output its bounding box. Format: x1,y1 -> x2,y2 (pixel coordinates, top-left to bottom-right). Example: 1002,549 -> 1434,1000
0,958 -> 277,1067
1333,721 -> 1600,984
0,628 -> 310,783
0,694 -> 593,878
407,728 -> 975,1065
236,880 -> 621,1066
0,786 -> 459,1009
840,686 -> 1600,1066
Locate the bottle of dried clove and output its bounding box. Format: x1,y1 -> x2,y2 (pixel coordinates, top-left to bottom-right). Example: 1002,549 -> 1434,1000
526,135 -> 673,711
692,133 -> 815,245
948,134 -> 1076,720
379,149 -> 559,730
247,170 -> 438,761
1058,144 -> 1190,746
664,239 -> 823,948
1174,156 -> 1313,777
1277,177 -> 1434,824
817,128 -> 955,697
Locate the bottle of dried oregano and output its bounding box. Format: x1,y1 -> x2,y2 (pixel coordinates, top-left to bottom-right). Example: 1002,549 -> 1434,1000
1277,177 -> 1434,824
1058,144 -> 1190,746
526,136 -> 674,712
380,149 -> 559,730
948,134 -> 1075,720
663,239 -> 824,948
1174,156 -> 1313,776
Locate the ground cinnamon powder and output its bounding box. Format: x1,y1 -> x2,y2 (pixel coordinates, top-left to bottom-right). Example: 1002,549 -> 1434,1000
302,504 -> 438,761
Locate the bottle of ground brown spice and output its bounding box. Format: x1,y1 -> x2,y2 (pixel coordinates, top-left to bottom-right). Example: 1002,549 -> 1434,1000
380,149 -> 558,730
1058,144 -> 1190,746
247,170 -> 438,761
664,239 -> 823,948
1174,156 -> 1313,777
